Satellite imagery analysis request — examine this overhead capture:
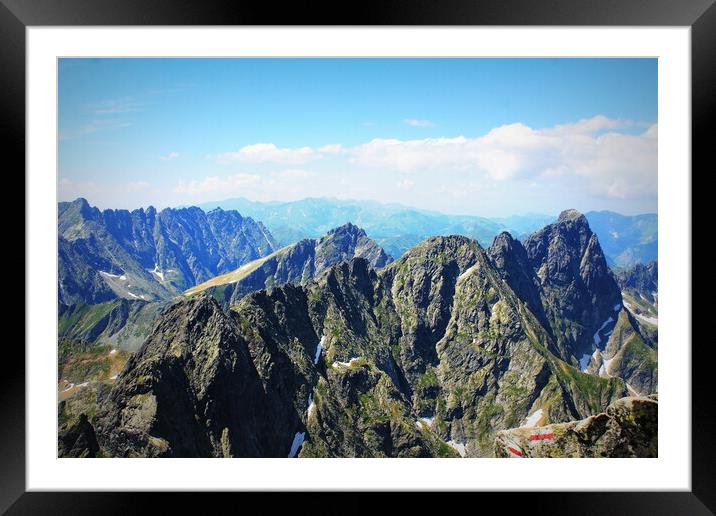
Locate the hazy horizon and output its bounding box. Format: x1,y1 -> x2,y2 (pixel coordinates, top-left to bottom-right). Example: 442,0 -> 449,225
59,58 -> 657,218
60,194 -> 658,220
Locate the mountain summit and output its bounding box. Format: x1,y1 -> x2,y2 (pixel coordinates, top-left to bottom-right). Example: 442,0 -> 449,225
184,223 -> 392,305
523,208 -> 622,360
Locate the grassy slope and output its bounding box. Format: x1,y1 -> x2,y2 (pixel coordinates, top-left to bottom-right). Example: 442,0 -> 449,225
183,245 -> 292,296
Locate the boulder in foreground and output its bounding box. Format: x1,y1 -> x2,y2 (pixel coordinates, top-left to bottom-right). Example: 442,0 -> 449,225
495,396 -> 657,458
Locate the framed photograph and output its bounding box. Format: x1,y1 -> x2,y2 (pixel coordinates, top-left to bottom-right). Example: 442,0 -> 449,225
5,0 -> 712,512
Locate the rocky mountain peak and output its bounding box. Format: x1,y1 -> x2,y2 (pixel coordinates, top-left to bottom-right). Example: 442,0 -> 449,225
73,197 -> 91,209
326,222 -> 365,237
412,234 -> 479,256
487,231 -> 529,275
488,231 -> 520,258
557,208 -> 588,224
523,212 -> 622,359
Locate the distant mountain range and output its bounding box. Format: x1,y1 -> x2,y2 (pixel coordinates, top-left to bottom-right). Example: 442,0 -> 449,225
58,198 -> 277,305
584,211 -> 657,267
196,197 -> 656,266
60,209 -> 657,458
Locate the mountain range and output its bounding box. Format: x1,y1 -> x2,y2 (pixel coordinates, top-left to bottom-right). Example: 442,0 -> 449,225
59,209 -> 657,458
58,223 -> 393,352
185,222 -> 391,306
58,198 -> 277,305
196,197 -> 657,266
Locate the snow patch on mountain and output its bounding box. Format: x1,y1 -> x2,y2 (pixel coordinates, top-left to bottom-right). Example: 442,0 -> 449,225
288,432 -> 305,458
593,316 -> 614,345
520,408 -> 544,428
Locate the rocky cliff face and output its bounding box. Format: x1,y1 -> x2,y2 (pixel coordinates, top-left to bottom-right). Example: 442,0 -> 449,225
495,396 -> 657,458
616,261 -> 658,293
58,198 -> 278,305
522,209 -> 623,362
186,223 -> 392,306
92,295 -> 310,457
67,210 -> 656,458
616,261 -> 658,328
58,413 -> 100,458
58,299 -> 167,352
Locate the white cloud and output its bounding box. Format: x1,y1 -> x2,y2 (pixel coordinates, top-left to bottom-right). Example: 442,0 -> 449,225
404,118 -> 435,128
543,115 -> 631,136
160,152 -> 179,161
272,169 -> 317,179
175,173 -> 261,196
351,115 -> 657,199
213,143 -> 319,165
318,144 -> 343,154
643,124 -> 658,139
397,179 -> 415,191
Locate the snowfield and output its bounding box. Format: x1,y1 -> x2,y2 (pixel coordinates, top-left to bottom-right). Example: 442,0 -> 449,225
457,263 -> 478,282
314,336 -> 325,365
520,408 -> 544,428
288,432 -> 305,458
149,263 -> 165,282
579,353 -> 592,372
99,271 -> 123,279
332,358 -> 360,368
593,316 -> 614,345
416,415 -> 435,427
624,300 -> 658,326
446,440 -> 466,457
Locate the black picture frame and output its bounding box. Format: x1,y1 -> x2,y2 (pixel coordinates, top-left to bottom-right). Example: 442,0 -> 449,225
3,0 -> 712,513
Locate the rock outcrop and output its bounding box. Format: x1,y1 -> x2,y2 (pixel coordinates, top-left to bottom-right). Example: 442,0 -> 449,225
495,396 -> 657,458
58,413 -> 100,458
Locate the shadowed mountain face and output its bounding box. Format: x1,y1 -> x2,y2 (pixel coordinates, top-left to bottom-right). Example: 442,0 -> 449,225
58,198 -> 278,305
72,210 -> 656,458
522,209 -> 623,360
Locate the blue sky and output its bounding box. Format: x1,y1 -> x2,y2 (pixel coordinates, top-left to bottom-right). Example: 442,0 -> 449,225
58,58 -> 657,216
